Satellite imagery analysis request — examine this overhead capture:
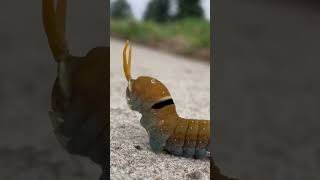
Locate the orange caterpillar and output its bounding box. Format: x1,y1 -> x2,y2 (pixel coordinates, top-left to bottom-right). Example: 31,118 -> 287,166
123,41 -> 210,158
42,0 -> 108,170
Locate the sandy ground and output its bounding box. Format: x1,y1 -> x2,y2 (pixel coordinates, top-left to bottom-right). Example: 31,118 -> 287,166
110,38 -> 210,179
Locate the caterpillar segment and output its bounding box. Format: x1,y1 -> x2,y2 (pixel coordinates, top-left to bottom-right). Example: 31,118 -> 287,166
43,0 -> 109,170
123,41 -> 210,158
165,118 -> 210,158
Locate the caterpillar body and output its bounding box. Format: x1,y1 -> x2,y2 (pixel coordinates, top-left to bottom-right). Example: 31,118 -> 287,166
123,41 -> 210,158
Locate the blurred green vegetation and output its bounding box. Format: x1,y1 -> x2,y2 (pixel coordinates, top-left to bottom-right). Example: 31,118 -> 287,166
111,0 -> 133,19
111,18 -> 210,60
176,0 -> 203,19
144,0 -> 170,23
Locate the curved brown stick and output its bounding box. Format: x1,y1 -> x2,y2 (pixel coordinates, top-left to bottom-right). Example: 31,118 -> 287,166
42,0 -> 68,62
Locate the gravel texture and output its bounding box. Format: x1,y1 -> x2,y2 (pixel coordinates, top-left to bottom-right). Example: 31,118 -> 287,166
110,39 -> 210,179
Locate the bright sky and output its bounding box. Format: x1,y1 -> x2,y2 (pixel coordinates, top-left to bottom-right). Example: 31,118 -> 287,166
111,0 -> 210,20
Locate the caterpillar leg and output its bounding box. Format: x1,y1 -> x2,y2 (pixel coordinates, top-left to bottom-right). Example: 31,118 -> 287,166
182,119 -> 199,158
165,145 -> 183,156
149,139 -> 164,153
194,148 -> 208,159
148,129 -> 168,153
164,119 -> 189,156
194,120 -> 210,158
182,147 -> 195,158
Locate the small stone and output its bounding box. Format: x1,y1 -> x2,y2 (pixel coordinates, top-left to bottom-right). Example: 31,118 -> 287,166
134,145 -> 142,150
187,170 -> 202,179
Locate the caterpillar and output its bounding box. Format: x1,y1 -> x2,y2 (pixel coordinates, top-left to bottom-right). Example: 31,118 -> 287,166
122,41 -> 210,158
42,0 -> 109,170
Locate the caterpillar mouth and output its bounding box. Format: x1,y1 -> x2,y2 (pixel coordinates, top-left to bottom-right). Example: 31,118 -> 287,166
151,96 -> 174,109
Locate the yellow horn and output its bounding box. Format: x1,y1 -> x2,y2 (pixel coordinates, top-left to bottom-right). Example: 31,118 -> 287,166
123,40 -> 132,81
42,0 -> 68,62
128,45 -> 132,77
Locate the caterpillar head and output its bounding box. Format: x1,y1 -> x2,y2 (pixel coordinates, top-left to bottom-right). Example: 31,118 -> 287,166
123,41 -> 173,112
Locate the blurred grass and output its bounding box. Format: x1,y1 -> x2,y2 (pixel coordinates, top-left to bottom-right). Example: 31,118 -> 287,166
111,18 -> 210,61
